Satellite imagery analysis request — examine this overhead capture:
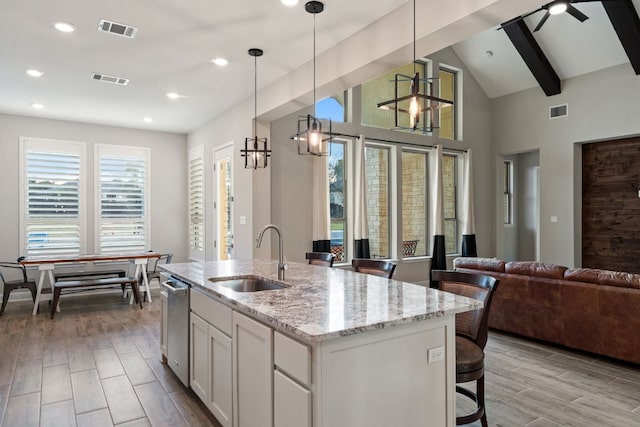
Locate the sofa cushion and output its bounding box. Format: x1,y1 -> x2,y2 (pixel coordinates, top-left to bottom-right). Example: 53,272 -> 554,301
453,257 -> 505,273
565,268 -> 640,289
505,261 -> 567,279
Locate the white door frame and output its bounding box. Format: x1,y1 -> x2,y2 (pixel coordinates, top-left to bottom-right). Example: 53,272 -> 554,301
214,143 -> 235,260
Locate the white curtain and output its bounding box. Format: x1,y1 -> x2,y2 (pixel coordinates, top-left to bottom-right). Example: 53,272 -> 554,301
312,155 -> 330,250
429,145 -> 446,283
353,135 -> 370,258
461,149 -> 477,256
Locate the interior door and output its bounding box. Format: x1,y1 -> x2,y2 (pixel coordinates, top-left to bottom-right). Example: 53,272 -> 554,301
214,145 -> 234,260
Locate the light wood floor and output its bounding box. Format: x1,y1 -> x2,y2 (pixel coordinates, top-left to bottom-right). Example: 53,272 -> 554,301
1,290 -> 639,427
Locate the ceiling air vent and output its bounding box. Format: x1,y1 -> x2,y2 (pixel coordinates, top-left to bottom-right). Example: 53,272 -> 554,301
98,19 -> 138,39
549,103 -> 568,119
92,73 -> 129,86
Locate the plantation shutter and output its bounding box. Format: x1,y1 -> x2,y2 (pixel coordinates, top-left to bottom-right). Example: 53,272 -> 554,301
24,150 -> 82,257
189,147 -> 205,254
97,146 -> 149,253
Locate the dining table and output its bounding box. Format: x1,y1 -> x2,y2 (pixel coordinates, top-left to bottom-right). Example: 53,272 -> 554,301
19,252 -> 161,316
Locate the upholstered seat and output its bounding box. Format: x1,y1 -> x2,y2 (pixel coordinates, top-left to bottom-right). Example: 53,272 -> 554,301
432,270 -> 499,427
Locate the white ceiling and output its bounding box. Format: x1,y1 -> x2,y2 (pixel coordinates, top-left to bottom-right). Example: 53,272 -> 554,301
2,0 -> 638,133
0,0 -> 407,133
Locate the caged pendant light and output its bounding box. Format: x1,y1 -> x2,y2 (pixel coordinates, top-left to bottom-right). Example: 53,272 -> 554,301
292,1 -> 334,156
376,0 -> 453,133
241,48 -> 271,169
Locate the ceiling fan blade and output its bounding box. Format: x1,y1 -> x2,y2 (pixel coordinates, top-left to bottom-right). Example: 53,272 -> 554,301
534,11 -> 550,32
566,5 -> 589,22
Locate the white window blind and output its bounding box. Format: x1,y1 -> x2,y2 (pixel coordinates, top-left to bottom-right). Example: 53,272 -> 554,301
189,147 -> 205,255
96,145 -> 149,254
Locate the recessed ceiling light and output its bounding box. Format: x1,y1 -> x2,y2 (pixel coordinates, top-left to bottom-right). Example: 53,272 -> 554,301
212,58 -> 229,66
143,117 -> 153,123
31,103 -> 44,109
281,0 -> 299,6
54,22 -> 76,33
549,2 -> 568,15
26,69 -> 44,77
166,92 -> 181,100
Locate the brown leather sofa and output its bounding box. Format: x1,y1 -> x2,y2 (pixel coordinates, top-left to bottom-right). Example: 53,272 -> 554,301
453,257 -> 640,365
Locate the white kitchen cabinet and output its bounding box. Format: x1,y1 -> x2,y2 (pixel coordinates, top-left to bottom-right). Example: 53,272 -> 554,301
160,290 -> 168,361
190,290 -> 234,427
232,311 -> 273,427
274,370 -> 311,427
208,324 -> 232,426
190,312 -> 209,401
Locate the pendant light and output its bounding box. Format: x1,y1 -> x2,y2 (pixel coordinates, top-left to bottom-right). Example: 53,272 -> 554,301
376,0 -> 453,133
292,1 -> 333,156
241,48 -> 271,169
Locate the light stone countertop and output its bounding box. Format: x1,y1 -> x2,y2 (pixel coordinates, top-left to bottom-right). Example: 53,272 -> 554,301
160,259 -> 482,343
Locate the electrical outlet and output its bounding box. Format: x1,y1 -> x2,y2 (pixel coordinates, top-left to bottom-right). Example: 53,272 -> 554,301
428,346 -> 445,363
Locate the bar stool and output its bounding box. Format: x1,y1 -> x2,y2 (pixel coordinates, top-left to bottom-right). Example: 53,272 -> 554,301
1,262 -> 37,316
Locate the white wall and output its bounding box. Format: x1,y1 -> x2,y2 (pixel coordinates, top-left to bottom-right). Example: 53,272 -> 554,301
0,113 -> 188,263
491,62 -> 640,267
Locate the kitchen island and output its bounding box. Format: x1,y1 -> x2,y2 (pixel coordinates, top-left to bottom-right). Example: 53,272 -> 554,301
161,259 -> 481,427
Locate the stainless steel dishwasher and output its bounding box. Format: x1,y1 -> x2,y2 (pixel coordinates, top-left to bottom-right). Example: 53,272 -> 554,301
161,274 -> 190,387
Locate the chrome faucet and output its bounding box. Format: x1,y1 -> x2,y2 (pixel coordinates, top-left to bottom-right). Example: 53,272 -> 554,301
256,224 -> 286,280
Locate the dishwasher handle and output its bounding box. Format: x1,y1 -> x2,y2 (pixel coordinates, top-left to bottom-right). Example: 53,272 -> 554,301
162,280 -> 189,294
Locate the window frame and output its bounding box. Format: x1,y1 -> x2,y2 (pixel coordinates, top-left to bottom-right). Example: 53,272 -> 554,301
94,144 -> 150,254
364,142 -> 393,259
442,152 -> 460,255
400,148 -> 430,259
328,138 -> 349,264
19,137 -> 88,257
438,64 -> 463,141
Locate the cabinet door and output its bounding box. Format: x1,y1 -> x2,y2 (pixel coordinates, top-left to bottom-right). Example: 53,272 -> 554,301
274,370 -> 311,427
160,291 -> 168,360
190,312 -> 209,402
209,325 -> 233,427
233,312 -> 273,427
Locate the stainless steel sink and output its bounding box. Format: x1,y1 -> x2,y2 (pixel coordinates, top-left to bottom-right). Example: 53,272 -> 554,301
209,277 -> 285,292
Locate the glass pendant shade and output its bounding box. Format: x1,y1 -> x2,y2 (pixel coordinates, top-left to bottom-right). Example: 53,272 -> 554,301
295,114 -> 331,156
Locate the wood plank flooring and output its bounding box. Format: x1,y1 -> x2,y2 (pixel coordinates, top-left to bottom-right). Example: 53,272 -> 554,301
1,289 -> 639,426
0,290 -> 219,427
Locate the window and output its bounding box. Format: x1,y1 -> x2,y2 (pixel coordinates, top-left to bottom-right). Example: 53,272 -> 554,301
503,160 -> 513,225
443,154 -> 458,254
189,146 -> 205,258
20,138 -> 86,257
365,145 -> 391,259
95,145 -> 149,253
316,93 -> 346,122
329,141 -> 346,262
439,67 -> 457,140
402,150 -> 428,258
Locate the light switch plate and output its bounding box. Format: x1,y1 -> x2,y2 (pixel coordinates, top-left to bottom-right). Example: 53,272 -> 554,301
428,346 -> 445,363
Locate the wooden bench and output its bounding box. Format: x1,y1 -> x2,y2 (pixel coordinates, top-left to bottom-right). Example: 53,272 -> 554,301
54,269 -> 127,281
51,276 -> 142,319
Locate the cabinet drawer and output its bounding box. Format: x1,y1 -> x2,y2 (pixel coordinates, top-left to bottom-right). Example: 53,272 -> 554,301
191,289 -> 232,336
274,331 -> 311,386
274,370 -> 311,427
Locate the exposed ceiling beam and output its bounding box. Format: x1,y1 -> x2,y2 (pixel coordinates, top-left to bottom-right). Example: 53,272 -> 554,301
502,18 -> 561,96
602,0 -> 640,75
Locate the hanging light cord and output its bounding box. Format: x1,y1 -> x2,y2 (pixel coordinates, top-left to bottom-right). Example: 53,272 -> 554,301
413,0 -> 416,75
253,53 -> 257,140
313,11 -> 317,117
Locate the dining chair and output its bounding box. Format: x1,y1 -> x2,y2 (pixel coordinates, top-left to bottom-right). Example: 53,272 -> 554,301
147,253 -> 173,288
305,252 -> 335,267
431,270 -> 499,427
1,262 -> 37,316
351,259 -> 396,279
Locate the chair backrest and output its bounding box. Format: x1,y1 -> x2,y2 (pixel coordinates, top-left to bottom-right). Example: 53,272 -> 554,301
352,259 -> 396,279
431,270 -> 499,349
148,253 -> 173,273
0,262 -> 28,284
305,252 -> 335,267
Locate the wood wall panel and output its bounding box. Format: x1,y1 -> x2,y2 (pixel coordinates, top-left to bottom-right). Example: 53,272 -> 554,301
582,137 -> 640,273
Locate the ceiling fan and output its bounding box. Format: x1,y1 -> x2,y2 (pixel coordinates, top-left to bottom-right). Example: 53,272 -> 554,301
527,0 -> 622,32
